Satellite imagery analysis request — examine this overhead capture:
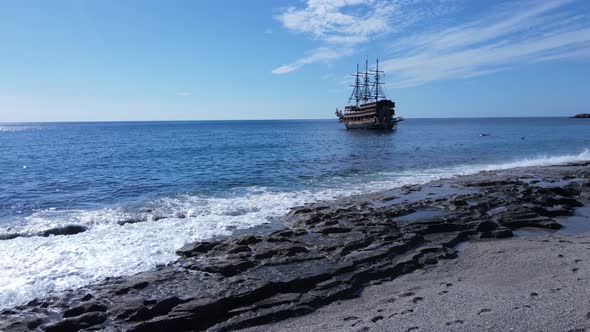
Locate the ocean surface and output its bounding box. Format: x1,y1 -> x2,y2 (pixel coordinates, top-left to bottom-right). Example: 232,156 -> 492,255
1,118 -> 589,308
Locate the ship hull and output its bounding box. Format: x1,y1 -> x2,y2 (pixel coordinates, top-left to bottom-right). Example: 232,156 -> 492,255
344,121 -> 395,130
336,100 -> 401,130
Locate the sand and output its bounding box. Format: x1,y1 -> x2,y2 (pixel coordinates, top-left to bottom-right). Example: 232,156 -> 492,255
241,232 -> 590,332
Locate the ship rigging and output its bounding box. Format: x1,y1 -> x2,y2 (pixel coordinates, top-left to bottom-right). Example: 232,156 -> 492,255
336,59 -> 402,130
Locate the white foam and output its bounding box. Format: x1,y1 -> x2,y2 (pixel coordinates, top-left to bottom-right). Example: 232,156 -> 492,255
0,125 -> 39,133
0,149 -> 589,309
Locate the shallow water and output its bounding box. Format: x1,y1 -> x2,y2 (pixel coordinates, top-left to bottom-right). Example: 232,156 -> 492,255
394,208 -> 448,222
0,118 -> 589,308
515,205 -> 590,237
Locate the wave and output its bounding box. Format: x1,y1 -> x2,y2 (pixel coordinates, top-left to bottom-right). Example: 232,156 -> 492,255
0,125 -> 40,133
0,149 -> 588,309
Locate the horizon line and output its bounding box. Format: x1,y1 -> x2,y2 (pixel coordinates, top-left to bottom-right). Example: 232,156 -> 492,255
0,115 -> 578,124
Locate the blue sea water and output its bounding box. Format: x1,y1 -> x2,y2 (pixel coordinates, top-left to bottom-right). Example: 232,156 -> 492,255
0,118 -> 589,308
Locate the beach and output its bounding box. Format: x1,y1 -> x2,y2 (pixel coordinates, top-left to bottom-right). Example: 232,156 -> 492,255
1,161 -> 589,331
241,234 -> 590,332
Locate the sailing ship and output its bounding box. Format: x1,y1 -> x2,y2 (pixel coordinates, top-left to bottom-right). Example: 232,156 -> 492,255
335,59 -> 402,130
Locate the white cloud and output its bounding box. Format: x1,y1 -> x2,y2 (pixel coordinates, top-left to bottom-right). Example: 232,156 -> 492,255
277,0 -> 396,42
272,47 -> 353,74
272,0 -> 429,74
382,0 -> 590,87
273,0 -> 590,85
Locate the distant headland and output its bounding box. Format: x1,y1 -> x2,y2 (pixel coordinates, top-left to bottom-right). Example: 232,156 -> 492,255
571,113 -> 590,118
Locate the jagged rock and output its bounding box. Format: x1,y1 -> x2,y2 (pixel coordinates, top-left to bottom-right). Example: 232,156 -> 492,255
63,302 -> 107,318
44,312 -> 106,332
176,241 -> 218,257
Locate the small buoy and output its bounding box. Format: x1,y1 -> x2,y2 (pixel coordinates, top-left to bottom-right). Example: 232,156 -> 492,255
23,165 -> 27,169
521,137 -> 526,140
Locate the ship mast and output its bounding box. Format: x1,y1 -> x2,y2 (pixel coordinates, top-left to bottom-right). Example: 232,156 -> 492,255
362,58 -> 370,102
348,64 -> 362,106
348,59 -> 386,106
371,58 -> 386,101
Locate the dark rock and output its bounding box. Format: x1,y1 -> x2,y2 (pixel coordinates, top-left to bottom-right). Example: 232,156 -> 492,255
63,303 -> 107,318
80,293 -> 93,301
319,226 -> 352,234
41,225 -> 87,237
452,199 -> 468,206
0,233 -> 19,240
27,317 -> 45,329
235,235 -> 262,245
476,221 -> 498,232
44,312 -> 106,332
176,241 -> 218,257
118,217 -> 147,225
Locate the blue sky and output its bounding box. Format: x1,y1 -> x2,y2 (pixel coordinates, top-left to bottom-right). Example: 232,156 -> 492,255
1,0 -> 590,122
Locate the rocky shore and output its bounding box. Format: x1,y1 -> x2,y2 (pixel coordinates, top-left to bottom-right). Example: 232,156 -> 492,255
2,162 -> 590,332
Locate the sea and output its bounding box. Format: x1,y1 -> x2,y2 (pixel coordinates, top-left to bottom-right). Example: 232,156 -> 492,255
0,118 -> 589,309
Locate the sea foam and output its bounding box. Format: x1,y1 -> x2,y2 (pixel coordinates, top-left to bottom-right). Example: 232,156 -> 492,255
0,149 -> 589,309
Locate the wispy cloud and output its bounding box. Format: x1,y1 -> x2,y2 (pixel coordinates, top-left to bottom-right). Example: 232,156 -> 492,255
272,47 -> 353,74
272,0 -> 449,74
382,0 -> 590,87
273,0 -> 590,87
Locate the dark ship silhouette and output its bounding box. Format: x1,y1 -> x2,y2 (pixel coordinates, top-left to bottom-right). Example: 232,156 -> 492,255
335,59 -> 403,129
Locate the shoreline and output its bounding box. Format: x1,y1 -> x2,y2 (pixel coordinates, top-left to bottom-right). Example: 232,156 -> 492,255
0,116 -> 578,125
1,161 -> 590,331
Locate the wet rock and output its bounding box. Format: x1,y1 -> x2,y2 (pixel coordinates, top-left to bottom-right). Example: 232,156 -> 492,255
118,217 -> 147,225
0,233 -> 19,240
41,225 -> 87,237
176,241 -> 218,257
1,225 -> 88,241
63,303 -> 107,318
80,294 -> 93,302
44,312 -> 106,332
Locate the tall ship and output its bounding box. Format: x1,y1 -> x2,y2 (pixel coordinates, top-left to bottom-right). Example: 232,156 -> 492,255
335,59 -> 402,130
